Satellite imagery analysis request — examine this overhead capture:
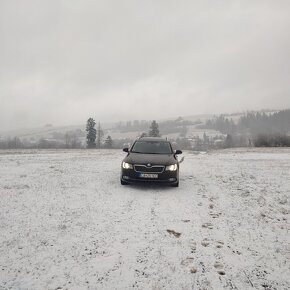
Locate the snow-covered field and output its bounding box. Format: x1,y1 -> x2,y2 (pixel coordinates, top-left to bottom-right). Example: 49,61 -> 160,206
0,148 -> 289,290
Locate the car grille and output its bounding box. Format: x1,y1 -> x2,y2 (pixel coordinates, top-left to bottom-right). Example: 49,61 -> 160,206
134,165 -> 165,173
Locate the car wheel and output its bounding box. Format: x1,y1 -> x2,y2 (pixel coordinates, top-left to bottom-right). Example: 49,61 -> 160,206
121,179 -> 129,185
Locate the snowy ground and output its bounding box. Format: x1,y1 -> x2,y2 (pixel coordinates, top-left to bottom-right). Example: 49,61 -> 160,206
0,148 -> 289,290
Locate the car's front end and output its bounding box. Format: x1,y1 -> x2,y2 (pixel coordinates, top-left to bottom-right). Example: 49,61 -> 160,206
120,137 -> 182,187
121,160 -> 179,186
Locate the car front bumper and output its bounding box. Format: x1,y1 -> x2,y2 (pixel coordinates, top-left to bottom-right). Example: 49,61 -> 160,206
121,168 -> 179,184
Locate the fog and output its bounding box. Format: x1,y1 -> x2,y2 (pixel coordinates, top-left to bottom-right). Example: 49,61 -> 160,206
1,0 -> 290,131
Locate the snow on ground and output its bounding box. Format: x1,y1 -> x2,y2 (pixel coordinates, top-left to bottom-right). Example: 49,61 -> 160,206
0,148 -> 289,290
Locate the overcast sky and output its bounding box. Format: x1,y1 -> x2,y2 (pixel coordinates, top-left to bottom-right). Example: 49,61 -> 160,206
1,0 -> 290,130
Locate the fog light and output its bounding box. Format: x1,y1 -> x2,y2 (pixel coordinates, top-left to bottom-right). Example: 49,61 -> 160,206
169,178 -> 176,182
123,176 -> 130,180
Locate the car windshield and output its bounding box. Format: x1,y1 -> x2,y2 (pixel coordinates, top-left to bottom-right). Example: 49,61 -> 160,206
131,141 -> 172,154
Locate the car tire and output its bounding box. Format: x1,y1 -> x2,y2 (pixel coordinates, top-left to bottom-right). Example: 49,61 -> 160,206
121,179 -> 129,185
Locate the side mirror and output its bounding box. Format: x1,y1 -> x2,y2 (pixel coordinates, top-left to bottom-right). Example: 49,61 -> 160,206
123,147 -> 129,153
175,149 -> 182,155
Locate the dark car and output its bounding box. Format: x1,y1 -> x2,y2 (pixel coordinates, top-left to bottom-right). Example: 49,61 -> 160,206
120,137 -> 182,187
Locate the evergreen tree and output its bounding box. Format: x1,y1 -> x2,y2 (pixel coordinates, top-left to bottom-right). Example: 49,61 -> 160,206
86,118 -> 96,148
148,120 -> 160,137
104,135 -> 113,148
96,122 -> 104,148
224,134 -> 234,148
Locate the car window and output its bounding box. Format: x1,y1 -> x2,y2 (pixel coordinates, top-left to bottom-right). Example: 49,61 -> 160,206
131,141 -> 172,154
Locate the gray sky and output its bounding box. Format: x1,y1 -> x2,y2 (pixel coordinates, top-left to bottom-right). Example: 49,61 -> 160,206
1,0 -> 290,131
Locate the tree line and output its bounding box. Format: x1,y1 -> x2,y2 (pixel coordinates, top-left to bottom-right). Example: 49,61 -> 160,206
199,110 -> 290,135
198,110 -> 290,147
0,131 -> 83,149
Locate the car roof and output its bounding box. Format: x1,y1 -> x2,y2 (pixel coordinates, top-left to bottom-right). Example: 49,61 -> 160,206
137,137 -> 169,142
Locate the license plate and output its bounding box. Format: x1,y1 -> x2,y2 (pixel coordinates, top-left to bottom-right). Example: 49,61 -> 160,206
139,173 -> 158,179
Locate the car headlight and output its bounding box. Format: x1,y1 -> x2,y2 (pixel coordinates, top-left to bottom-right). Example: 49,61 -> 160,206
122,162 -> 133,169
166,164 -> 177,171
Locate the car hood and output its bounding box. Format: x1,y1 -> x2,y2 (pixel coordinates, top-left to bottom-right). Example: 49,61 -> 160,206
124,153 -> 177,166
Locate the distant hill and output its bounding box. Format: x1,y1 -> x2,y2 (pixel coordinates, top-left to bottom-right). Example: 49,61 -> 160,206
0,122 -> 114,139
0,109 -> 285,141
181,113 -> 215,122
